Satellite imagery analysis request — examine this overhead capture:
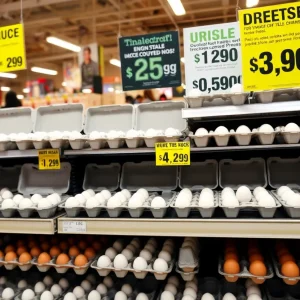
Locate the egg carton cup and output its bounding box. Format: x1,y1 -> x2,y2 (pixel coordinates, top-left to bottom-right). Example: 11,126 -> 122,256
219,192 -> 281,218
209,131 -> 231,147
230,130 -> 256,146
15,140 -> 34,151
178,247 -> 199,272
88,138 -> 107,150
255,88 -> 298,103
32,139 -> 51,150
59,203 -> 84,217
90,260 -> 129,278
69,137 -> 88,150
0,141 -> 15,151
164,135 -> 182,143
0,258 -> 33,272
218,257 -> 274,283
189,134 -> 211,148
171,192 -> 218,218
0,207 -> 18,218
144,136 -> 165,148
275,127 -> 300,144
49,138 -> 69,149
252,129 -> 276,145
270,190 -> 300,218
107,138 -> 125,149
175,263 -> 199,281
125,137 -> 144,149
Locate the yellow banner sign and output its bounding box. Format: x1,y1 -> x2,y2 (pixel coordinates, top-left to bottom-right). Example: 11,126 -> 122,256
155,142 -> 190,166
239,3 -> 300,91
38,149 -> 61,170
0,24 -> 26,72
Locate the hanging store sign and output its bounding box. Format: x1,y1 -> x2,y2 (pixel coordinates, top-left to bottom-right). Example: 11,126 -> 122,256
119,31 -> 181,91
183,22 -> 242,95
239,2 -> 300,91
0,24 -> 26,72
38,149 -> 61,170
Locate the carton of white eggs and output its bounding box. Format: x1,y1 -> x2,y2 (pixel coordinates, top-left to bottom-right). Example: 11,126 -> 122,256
143,128 -> 181,148
276,122 -> 300,144
189,128 -> 210,148
252,124 -> 276,145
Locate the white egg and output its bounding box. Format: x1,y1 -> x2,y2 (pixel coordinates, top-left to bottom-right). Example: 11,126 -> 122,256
285,123 -> 300,132
0,134 -> 8,142
136,293 -> 148,300
140,249 -> 152,261
184,288 -> 197,299
133,257 -> 148,270
231,83 -> 243,93
164,284 -> 177,296
128,195 -> 144,208
64,293 -> 77,300
40,291 -> 53,300
162,244 -> 173,254
86,197 -> 99,209
97,255 -> 111,267
236,125 -> 250,134
114,291 -> 127,300
2,288 -> 14,300
2,190 -> 13,199
103,277 -> 113,288
222,293 -> 236,300
121,249 -> 133,261
115,192 -> 127,204
86,189 -> 95,196
59,278 -> 69,290
259,124 -> 274,133
43,276 -> 53,286
34,282 -> 46,294
2,199 -> 15,209
168,276 -> 179,286
121,189 -> 131,200
165,128 -> 179,136
182,296 -> 195,300
185,281 -> 197,291
130,238 -> 140,248
31,194 -> 43,204
147,238 -> 158,248
126,244 -> 136,254
153,258 -> 168,272
245,279 -> 256,289
236,186 -> 252,202
215,126 -> 229,135
144,243 -> 155,253
81,280 -> 91,292
38,198 -> 51,209
145,128 -> 158,137
158,250 -> 172,262
100,190 -> 111,200
247,295 -> 262,300
277,186 -> 291,197
198,194 -> 214,208
0,188 -> 9,196
222,187 -> 235,197
86,274 -> 96,285
70,131 -> 82,139
73,286 -> 85,299
107,196 -> 121,208
13,194 -> 23,205
126,130 -> 138,138
201,294 -> 214,300
180,188 -> 193,197
136,188 -> 149,199
253,187 -> 266,198
161,291 -> 174,300
88,291 -> 101,300
90,131 -> 106,139
47,194 -> 59,205
195,128 -> 208,136
222,195 -> 239,207
65,197 -> 79,208
287,193 -> 300,206
121,284 -> 132,296
113,240 -> 123,252
22,289 -> 35,300
258,195 -> 276,207
107,130 -> 119,139
113,254 -> 128,268
151,196 -> 166,208
118,131 -> 125,138
82,191 -> 92,200
105,247 -> 118,259
95,193 -> 106,205
246,286 -> 261,297
51,284 -> 62,297
75,194 -> 86,205
96,284 -> 107,296
19,198 -> 34,209
18,280 -> 27,289
282,190 -> 295,202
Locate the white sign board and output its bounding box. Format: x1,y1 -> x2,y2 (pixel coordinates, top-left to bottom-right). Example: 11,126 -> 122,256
62,221 -> 86,233
183,22 -> 242,96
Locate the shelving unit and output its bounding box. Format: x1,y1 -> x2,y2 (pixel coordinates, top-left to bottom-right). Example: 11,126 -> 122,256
0,149 -> 39,159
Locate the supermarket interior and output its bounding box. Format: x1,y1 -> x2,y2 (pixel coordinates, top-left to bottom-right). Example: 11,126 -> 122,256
0,0 -> 300,300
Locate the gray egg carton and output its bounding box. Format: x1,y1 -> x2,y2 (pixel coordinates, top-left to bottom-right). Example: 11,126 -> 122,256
34,104 -> 84,132
0,166 -> 21,192
255,88 -> 300,104
276,126 -> 300,144
176,247 -> 199,281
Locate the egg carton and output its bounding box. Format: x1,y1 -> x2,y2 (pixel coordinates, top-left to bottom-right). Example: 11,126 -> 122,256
0,259 -> 33,271
218,257 -> 274,284
144,135 -> 182,148
69,137 -> 88,150
175,263 -> 199,281
177,247 -> 199,272
87,138 -> 107,150
255,88 -> 299,104
91,258 -> 174,280
15,140 -> 34,151
0,141 -> 17,151
189,134 -> 211,148
219,192 -> 281,218
275,127 -> 300,144
252,129 -> 276,145
125,137 -> 145,149
49,138 -> 70,149
230,130 -> 256,146
31,139 -> 51,150
170,191 -> 218,218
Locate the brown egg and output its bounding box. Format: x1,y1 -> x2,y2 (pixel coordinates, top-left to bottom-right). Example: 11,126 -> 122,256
0,251 -> 4,258
17,240 -> 25,247
248,247 -> 260,256
92,242 -> 102,252
68,237 -> 75,245
249,253 -> 264,263
19,252 -> 32,263
249,261 -> 267,276
224,259 -> 240,274
5,245 -> 15,253
279,254 -> 296,265
78,241 -> 87,251
69,246 -> 80,257
281,261 -> 300,277
50,246 -> 61,257
225,246 -> 237,254
5,251 -> 17,261
28,241 -> 37,248
252,278 -> 265,284
225,275 -> 238,283
41,242 -> 50,252
17,246 -> 27,256
74,254 -> 88,266
51,237 -> 59,245
30,247 -> 41,258
84,248 -> 96,260
56,253 -> 70,265
59,241 -> 68,252
284,278 -> 299,285
225,252 -> 239,261
277,248 -> 290,257
38,252 -> 51,264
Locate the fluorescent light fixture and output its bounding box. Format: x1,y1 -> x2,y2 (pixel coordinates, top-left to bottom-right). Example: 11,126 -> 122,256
108,87 -> 114,92
82,88 -> 92,94
46,36 -> 81,52
31,67 -> 58,75
110,59 -> 121,68
17,95 -> 24,100
62,82 -> 67,87
167,0 -> 186,16
1,87 -> 10,92
181,57 -> 185,63
0,72 -> 17,79
23,88 -> 30,93
246,0 -> 259,7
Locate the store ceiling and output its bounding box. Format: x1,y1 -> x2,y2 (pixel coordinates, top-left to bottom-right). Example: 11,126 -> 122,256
0,0 -> 293,65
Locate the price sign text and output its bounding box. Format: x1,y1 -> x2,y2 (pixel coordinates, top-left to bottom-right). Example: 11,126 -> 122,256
38,149 -> 61,170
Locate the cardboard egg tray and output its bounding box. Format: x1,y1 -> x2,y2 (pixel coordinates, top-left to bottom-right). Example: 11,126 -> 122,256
218,257 -> 274,283
219,191 -> 281,218
275,126 -> 300,144
170,191 -> 218,218
0,258 -> 33,271
255,88 -> 300,104
0,141 -> 17,151
176,247 -> 200,281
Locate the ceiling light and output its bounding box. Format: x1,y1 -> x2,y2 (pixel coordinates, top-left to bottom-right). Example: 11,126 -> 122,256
82,88 -> 92,94
0,72 -> 17,79
110,59 -> 121,68
62,82 -> 67,87
31,67 -> 58,75
46,36 -> 81,52
23,88 -> 30,93
246,0 -> 259,7
181,57 -> 185,63
1,87 -> 10,92
167,0 -> 186,16
108,87 -> 114,92
17,95 -> 24,100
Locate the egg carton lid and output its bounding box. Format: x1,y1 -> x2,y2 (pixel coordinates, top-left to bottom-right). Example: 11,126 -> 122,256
34,104 -> 84,133
18,163 -> 71,196
0,165 -> 22,192
83,163 -> 121,192
267,157 -> 300,189
120,161 -> 178,192
179,160 -> 218,191
0,107 -> 33,135
84,104 -> 134,135
219,158 -> 267,189
135,101 -> 187,132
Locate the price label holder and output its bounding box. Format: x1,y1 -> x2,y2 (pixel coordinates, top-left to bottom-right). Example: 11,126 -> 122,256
38,149 -> 61,170
183,22 -> 242,95
62,221 -> 86,233
119,31 -> 181,91
0,24 -> 26,72
239,2 -> 300,91
155,142 -> 190,166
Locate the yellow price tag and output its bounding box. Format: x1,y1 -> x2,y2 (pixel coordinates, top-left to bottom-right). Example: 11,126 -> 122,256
0,24 -> 26,72
38,149 -> 61,170
239,3 -> 300,91
155,142 -> 190,166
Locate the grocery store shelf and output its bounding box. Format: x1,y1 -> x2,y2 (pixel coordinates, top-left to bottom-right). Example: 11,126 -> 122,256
182,101 -> 300,119
58,217 -> 300,239
0,149 -> 39,159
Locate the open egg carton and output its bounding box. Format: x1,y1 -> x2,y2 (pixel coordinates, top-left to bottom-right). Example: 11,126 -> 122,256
219,158 -> 280,218
254,88 -> 300,104
171,160 -> 218,218
268,157 -> 300,218
274,123 -> 300,144
0,163 -> 71,218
